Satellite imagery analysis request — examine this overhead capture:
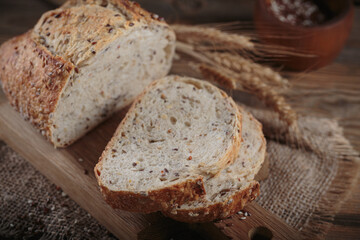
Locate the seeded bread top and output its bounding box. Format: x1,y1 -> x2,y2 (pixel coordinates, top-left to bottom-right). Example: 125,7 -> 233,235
33,0 -> 169,66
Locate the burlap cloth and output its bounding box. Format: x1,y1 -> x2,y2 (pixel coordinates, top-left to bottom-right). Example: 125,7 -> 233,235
0,107 -> 359,239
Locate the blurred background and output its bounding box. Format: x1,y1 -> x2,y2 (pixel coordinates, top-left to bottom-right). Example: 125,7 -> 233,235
1,0 -> 359,70
0,1 -> 359,240
0,0 -> 256,43
38,0 -> 256,23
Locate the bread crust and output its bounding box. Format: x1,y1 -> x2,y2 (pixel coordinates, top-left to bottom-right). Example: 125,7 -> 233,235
0,0 -> 174,147
63,0 -> 165,23
0,31 -> 74,142
34,0 -> 171,66
161,181 -> 260,223
99,178 -> 206,213
94,76 -> 242,213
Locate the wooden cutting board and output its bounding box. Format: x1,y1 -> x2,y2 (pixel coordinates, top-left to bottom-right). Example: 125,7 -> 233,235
0,89 -> 302,240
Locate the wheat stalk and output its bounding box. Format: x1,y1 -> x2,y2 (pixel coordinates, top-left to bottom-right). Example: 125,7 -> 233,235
175,42 -> 288,89
203,52 -> 289,88
172,24 -> 255,50
193,63 -> 237,89
194,63 -> 297,125
174,25 -> 298,126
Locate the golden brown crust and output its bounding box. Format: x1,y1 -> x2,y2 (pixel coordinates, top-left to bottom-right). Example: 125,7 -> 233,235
161,181 -> 260,223
63,0 -> 166,23
98,178 -> 206,213
34,0 -> 168,66
0,31 -> 74,141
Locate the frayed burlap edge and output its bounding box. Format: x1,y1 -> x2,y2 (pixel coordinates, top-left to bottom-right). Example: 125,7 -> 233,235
249,107 -> 360,239
302,132 -> 360,239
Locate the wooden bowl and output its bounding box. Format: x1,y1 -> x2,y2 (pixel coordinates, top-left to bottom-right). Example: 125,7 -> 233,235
254,0 -> 354,71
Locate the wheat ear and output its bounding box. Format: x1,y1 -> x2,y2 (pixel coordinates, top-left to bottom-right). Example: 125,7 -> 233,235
195,63 -> 297,125
203,52 -> 289,88
172,24 -> 255,50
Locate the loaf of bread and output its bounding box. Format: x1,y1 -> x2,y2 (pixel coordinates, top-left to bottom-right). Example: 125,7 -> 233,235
0,0 -> 175,147
95,75 -> 242,213
162,107 -> 265,222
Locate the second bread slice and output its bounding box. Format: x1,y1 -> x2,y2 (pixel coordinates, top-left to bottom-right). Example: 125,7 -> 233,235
95,75 -> 242,212
162,107 -> 266,222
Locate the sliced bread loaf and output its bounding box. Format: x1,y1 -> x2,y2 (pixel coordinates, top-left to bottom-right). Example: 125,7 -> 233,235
162,107 -> 266,222
0,0 -> 175,147
94,75 -> 242,213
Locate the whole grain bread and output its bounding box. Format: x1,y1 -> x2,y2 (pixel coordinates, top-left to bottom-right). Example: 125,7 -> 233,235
94,75 -> 242,213
162,107 -> 265,222
0,0 -> 175,147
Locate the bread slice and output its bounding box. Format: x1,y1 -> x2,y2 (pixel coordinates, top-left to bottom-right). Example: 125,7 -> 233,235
95,75 -> 242,213
0,0 -> 175,147
162,107 -> 265,222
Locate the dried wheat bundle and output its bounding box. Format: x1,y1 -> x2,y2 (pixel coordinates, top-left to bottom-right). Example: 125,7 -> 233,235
172,24 -> 255,50
203,52 -> 289,88
173,23 -> 298,126
194,63 -> 297,126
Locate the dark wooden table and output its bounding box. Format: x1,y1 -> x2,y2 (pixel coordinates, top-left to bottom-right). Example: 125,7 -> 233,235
0,0 -> 359,239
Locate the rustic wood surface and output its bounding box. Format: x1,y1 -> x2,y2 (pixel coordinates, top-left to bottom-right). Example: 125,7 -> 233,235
0,0 -> 359,239
0,81 -> 301,240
